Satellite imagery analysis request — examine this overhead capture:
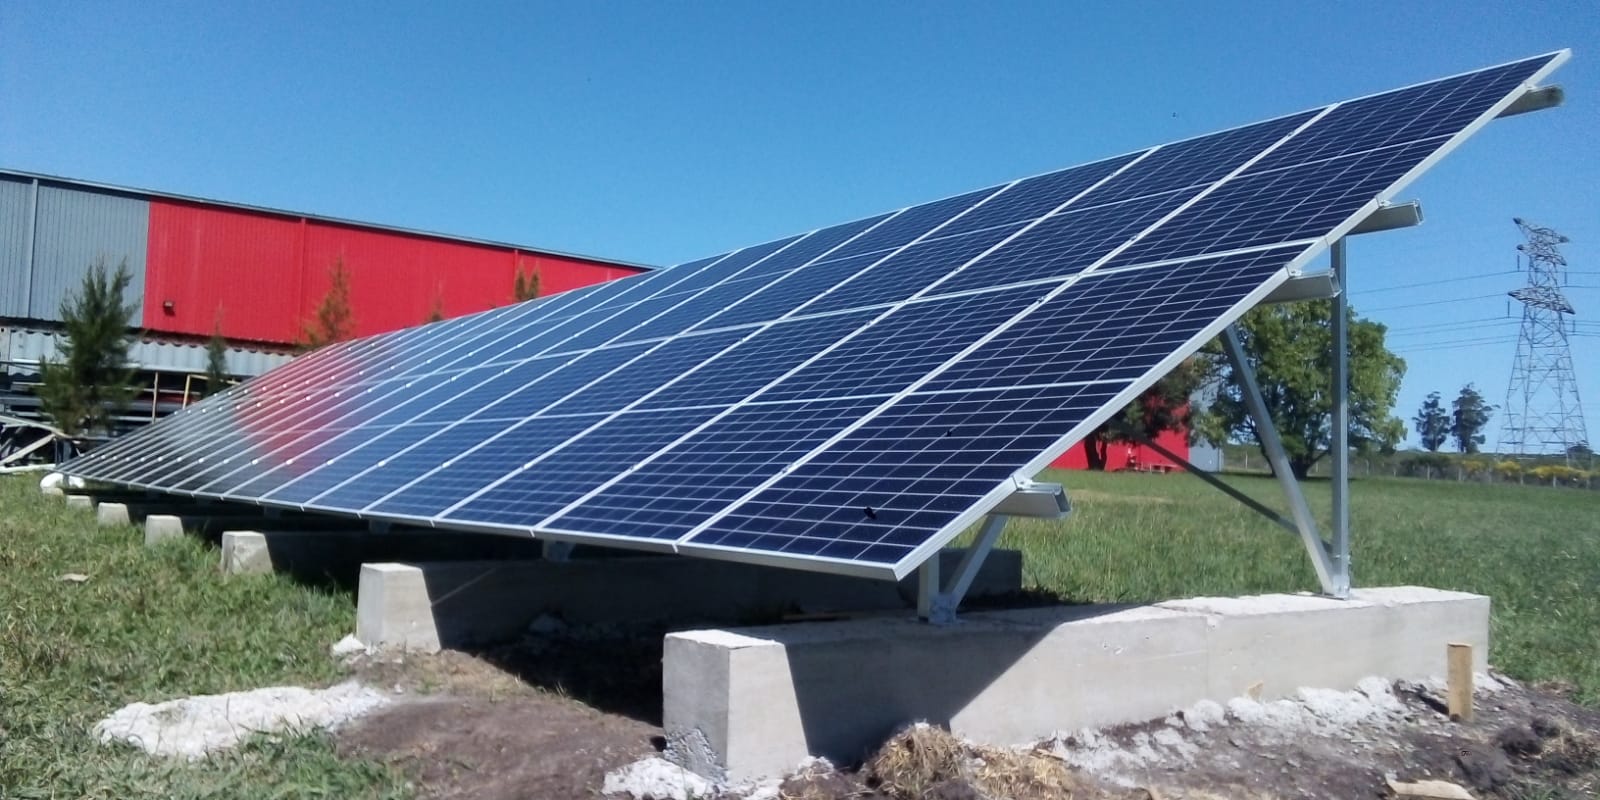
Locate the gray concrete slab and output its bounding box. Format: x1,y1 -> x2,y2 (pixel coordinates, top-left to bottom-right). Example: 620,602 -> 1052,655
355,549 -> 1024,652
663,587 -> 1492,782
64,494 -> 93,511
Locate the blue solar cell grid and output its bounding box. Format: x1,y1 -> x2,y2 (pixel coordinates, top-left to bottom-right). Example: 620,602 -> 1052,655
59,52 -> 1566,579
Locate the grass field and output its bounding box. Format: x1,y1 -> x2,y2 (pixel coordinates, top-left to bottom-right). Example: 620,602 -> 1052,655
1005,468 -> 1600,706
1,469 -> 1595,796
0,477 -> 407,799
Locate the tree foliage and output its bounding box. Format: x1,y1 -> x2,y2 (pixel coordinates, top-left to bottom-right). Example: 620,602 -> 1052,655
512,261 -> 540,303
1450,383 -> 1494,454
203,316 -> 230,397
1413,392 -> 1450,452
425,288 -> 446,324
300,257 -> 355,349
38,258 -> 139,436
1080,357 -> 1207,470
1193,302 -> 1406,479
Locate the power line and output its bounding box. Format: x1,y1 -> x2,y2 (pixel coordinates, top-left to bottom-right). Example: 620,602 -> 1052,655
1388,319 -> 1518,338
1387,316 -> 1512,333
1394,338 -> 1519,354
1391,334 -> 1519,351
1350,270 -> 1518,295
1362,293 -> 1503,313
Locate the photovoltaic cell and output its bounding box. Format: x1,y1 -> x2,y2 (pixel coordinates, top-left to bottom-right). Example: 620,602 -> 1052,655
60,52 -> 1567,580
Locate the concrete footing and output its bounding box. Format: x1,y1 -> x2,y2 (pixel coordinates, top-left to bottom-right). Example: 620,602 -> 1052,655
96,502 -> 133,527
355,549 -> 1023,652
41,486 -> 65,498
221,531 -> 274,575
144,515 -> 187,546
663,586 -> 1491,782
65,494 -> 94,510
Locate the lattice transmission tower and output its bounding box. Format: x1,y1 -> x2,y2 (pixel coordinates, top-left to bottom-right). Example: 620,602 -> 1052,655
1498,218 -> 1590,465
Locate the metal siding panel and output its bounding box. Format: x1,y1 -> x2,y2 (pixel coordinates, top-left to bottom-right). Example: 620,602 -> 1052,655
145,201 -> 305,343
0,324 -> 292,376
300,226 -> 646,338
29,186 -> 149,321
0,176 -> 35,318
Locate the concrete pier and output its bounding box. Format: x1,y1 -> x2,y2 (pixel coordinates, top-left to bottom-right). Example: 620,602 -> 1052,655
220,531 -> 274,575
663,587 -> 1491,782
354,549 -> 1024,652
96,502 -> 133,527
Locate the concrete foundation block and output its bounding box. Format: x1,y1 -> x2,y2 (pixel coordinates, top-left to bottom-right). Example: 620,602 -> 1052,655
351,549 -> 1021,652
65,494 -> 94,511
96,502 -> 132,527
356,563 -> 441,652
221,531 -> 274,575
144,514 -> 187,546
663,586 -> 1491,782
1155,587 -> 1490,700
41,486 -> 65,498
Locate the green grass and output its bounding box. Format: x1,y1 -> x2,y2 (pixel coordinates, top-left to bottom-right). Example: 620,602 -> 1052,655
0,476 -> 408,799
2,469 -> 1595,795
995,468 -> 1600,705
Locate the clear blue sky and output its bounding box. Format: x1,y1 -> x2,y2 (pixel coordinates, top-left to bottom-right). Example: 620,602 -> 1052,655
3,1 -> 1596,450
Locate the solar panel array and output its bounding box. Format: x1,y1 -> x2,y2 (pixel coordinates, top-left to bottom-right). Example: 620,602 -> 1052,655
62,52 -> 1567,579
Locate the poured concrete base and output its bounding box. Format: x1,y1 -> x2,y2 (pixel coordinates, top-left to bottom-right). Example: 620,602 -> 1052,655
97,502 -> 133,527
221,531 -> 274,575
663,587 -> 1490,782
355,549 -> 1023,652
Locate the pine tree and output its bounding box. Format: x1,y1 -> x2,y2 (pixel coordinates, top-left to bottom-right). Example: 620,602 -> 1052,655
203,316 -> 230,397
512,261 -> 540,303
1450,383 -> 1494,454
425,287 -> 445,323
38,258 -> 139,436
1413,392 -> 1450,452
300,256 -> 355,349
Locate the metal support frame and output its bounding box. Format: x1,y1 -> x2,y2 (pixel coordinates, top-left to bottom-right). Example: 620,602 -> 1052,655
1329,238 -> 1352,596
1220,325 -> 1345,597
918,514 -> 1009,625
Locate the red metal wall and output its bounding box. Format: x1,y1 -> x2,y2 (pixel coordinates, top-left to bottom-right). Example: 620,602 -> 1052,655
1049,427 -> 1189,471
143,199 -> 645,345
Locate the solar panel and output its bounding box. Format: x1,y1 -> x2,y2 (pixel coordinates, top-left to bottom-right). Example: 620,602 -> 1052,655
62,52 -> 1569,579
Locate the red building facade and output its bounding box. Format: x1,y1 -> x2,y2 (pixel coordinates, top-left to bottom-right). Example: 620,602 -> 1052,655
142,199 -> 646,345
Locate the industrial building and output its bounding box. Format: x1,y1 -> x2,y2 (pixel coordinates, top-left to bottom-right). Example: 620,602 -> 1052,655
0,168 -> 648,431
0,167 -> 1189,470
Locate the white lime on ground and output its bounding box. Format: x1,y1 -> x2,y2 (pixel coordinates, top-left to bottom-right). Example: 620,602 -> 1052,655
95,681 -> 390,759
601,757 -> 715,800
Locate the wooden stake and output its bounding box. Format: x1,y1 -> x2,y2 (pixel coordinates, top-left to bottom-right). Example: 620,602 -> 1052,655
1447,642 -> 1474,722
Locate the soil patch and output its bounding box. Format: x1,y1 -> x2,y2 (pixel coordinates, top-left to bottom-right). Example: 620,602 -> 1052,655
339,691 -> 659,800
336,635 -> 1597,800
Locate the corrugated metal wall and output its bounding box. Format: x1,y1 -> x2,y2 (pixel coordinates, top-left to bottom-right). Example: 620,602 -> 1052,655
1,324 -> 294,377
0,175 -> 34,318
144,201 -> 307,342
0,177 -> 149,322
4,172 -> 647,350
147,199 -> 648,344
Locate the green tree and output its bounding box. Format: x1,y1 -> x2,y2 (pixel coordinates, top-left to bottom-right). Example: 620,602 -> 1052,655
1450,383 -> 1494,454
512,261 -> 540,303
1081,357 -> 1208,470
203,316 -> 230,397
300,257 -> 355,349
425,288 -> 446,324
38,258 -> 139,436
1194,302 -> 1406,479
1413,391 -> 1450,452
